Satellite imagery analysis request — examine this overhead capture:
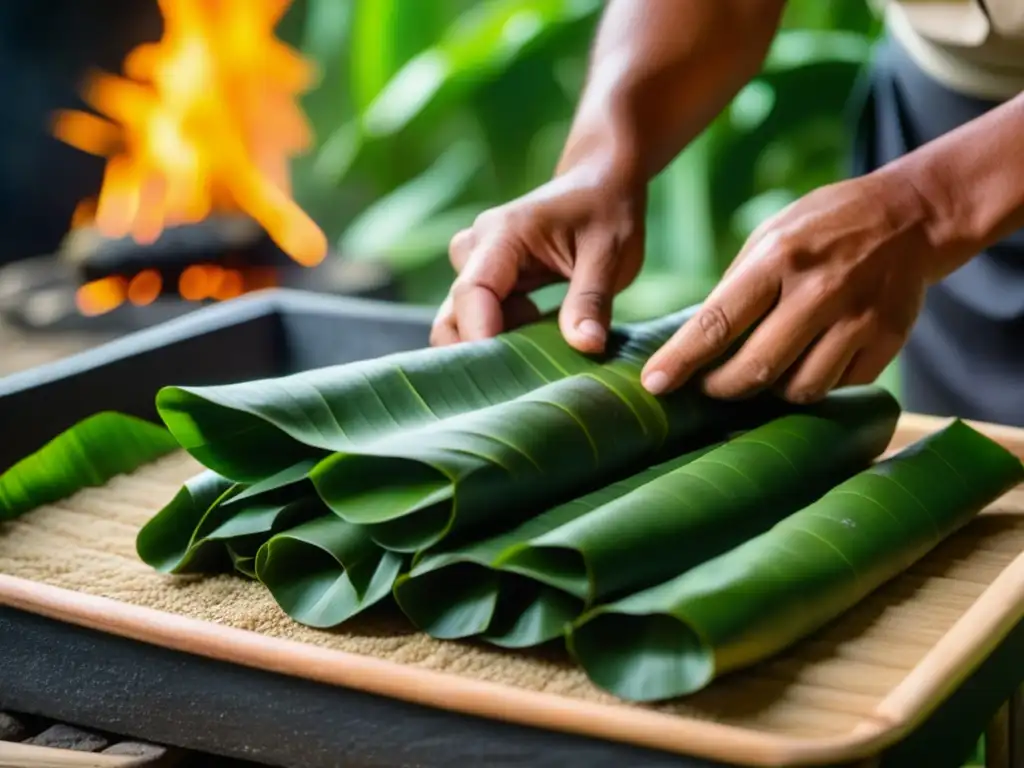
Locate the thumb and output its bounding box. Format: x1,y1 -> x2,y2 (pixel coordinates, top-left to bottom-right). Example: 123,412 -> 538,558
559,245 -> 617,354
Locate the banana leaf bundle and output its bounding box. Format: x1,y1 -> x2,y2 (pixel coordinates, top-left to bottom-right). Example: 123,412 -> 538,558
4,304 -> 1021,704
567,419 -> 1024,701
152,307 -> 759,556
136,307 -> 770,625
393,387 -> 900,647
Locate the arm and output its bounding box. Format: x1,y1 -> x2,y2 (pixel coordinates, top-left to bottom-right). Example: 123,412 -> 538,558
432,0 -> 788,351
557,0 -> 788,187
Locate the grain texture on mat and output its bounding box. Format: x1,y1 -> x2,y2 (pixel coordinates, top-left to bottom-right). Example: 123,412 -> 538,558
1,452 -> 1022,739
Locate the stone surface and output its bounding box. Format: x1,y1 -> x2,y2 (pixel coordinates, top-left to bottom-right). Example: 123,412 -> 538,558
0,711 -> 26,741
102,741 -> 168,759
24,723 -> 109,752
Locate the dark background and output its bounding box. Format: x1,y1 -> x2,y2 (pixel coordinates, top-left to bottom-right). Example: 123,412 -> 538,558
0,1 -> 161,263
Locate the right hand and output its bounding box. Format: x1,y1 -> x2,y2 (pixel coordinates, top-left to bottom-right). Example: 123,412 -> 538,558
429,167 -> 647,354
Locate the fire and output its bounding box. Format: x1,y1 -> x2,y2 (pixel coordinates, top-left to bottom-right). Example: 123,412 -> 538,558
75,264 -> 279,316
53,0 -> 327,270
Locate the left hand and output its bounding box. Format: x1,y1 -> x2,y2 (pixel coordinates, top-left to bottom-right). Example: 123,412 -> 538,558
640,171 -> 937,403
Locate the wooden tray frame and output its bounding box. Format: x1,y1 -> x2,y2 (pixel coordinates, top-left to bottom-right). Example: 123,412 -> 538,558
1,413 -> 1022,767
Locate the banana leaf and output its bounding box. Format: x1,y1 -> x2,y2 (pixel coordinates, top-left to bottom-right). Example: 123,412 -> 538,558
392,444 -> 719,646
394,385 -> 897,646
255,515 -> 405,628
155,314 -> 673,483
137,465 -> 402,625
497,386 -> 899,603
153,307 -> 761,552
0,412 -> 179,521
136,469 -> 322,574
568,419 -> 1024,702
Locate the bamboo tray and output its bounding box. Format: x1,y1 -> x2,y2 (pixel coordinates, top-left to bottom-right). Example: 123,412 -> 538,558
0,413 -> 1021,767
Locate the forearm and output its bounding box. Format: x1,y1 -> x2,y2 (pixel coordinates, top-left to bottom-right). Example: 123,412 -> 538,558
556,0 -> 787,186
885,92 -> 1024,282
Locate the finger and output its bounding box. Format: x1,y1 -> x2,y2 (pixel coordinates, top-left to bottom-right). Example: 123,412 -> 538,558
448,228 -> 475,273
451,234 -> 521,341
430,295 -> 460,346
838,333 -> 905,387
558,241 -> 617,354
641,258 -> 780,394
699,292 -> 828,400
777,317 -> 874,403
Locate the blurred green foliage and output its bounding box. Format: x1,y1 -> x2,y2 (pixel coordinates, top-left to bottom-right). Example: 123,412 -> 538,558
279,0 -> 882,317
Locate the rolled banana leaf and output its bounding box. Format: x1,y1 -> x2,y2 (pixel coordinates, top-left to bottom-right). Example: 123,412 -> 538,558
568,419 -> 1024,702
1,412 -> 178,520
394,386 -> 897,646
153,307 -> 758,553
498,386 -> 900,604
393,445 -> 719,647
154,309 -> 698,484
255,515 -> 405,628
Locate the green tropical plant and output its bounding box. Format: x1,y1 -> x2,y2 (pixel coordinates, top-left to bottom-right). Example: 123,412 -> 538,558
279,0 -> 881,313
279,0 -> 899,390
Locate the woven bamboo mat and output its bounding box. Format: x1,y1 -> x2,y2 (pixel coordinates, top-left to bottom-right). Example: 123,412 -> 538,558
1,414 -> 1023,766
0,321 -> 105,376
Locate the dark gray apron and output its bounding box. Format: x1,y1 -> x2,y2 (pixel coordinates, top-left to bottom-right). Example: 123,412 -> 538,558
850,35 -> 1024,426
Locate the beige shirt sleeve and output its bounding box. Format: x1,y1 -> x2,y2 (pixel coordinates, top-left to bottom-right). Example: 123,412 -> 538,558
984,0 -> 1024,38
884,0 -> 990,45
880,0 -> 1024,99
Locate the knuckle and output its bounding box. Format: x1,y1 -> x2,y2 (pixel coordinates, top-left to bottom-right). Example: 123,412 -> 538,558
803,274 -> 842,305
762,230 -> 802,270
741,355 -> 775,387
696,305 -> 732,347
785,383 -> 824,404
702,354 -> 775,399
472,208 -> 502,231
850,311 -> 880,341
450,276 -> 475,300
448,228 -> 473,268
572,289 -> 611,316
474,204 -> 527,239
429,317 -> 453,345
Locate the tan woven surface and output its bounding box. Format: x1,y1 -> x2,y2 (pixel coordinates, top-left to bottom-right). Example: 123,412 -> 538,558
2,445 -> 1023,742
0,322 -> 103,377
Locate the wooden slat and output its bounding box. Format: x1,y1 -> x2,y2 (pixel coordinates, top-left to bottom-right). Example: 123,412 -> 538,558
0,742 -> 142,768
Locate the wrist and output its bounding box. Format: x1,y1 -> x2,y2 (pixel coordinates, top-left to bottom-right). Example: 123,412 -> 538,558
555,99 -> 648,195
882,93 -> 1024,282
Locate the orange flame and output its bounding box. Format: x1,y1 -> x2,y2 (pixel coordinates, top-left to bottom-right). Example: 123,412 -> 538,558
53,0 -> 327,268
76,276 -> 128,317
75,264 -> 280,316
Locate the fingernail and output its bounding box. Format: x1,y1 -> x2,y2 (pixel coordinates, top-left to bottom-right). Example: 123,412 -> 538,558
575,319 -> 606,344
642,370 -> 669,395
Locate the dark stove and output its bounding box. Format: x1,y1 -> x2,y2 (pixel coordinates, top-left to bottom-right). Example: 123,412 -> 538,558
0,215 -> 395,335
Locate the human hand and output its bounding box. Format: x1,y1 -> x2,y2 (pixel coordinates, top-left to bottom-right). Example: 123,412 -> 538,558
641,171 -> 937,403
429,167 -> 646,354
